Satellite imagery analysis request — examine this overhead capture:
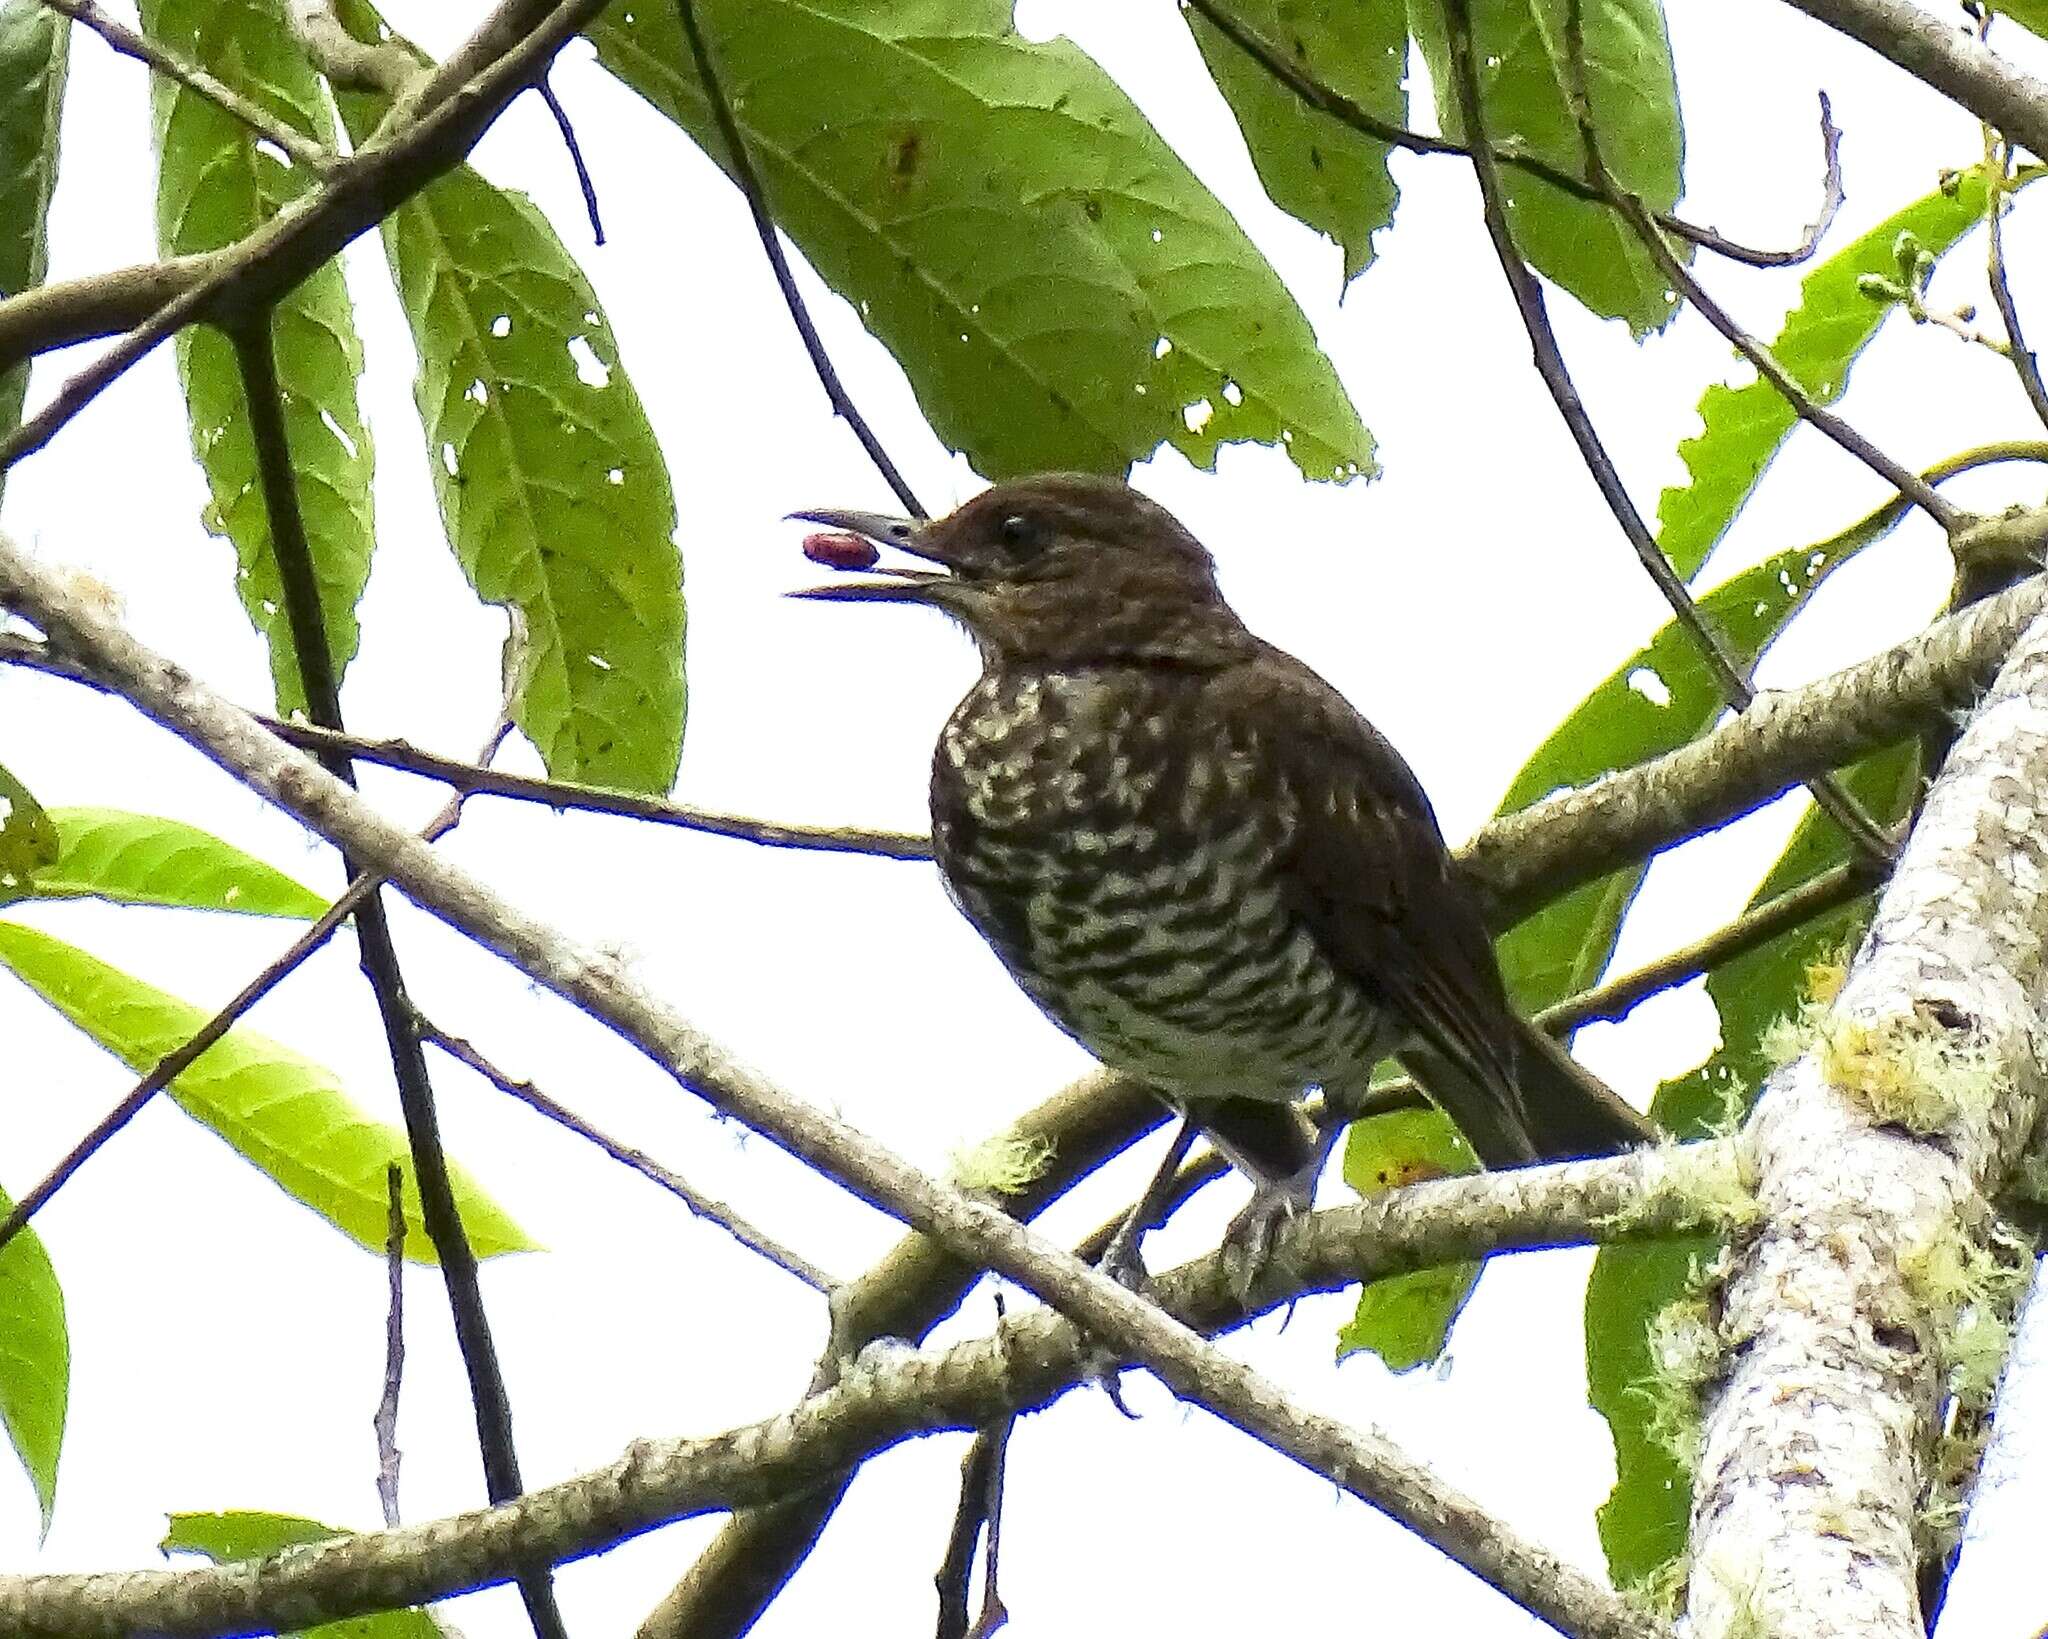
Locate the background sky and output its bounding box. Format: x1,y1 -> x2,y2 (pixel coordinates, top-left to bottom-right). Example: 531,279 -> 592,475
2,1 -> 2045,1633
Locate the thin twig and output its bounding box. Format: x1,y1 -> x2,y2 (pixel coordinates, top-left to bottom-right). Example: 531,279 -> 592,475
419,1018 -> 839,1293
0,0 -> 610,476
1440,0 -> 1897,872
231,314 -> 567,1639
248,717 -> 932,858
1678,93 -> 1846,270
536,75 -> 604,244
1537,860 -> 1872,1033
1556,2 -> 1964,535
671,0 -> 924,518
37,0 -> 334,172
1183,0 -> 1842,269
1625,199 -> 1964,528
376,1162 -> 407,1529
1986,136 -> 2048,432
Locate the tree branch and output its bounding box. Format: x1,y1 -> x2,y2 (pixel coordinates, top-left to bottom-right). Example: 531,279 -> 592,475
1685,614 -> 2048,1634
1777,0 -> 2048,158
0,1139 -> 1737,1637
1469,565 -> 2048,924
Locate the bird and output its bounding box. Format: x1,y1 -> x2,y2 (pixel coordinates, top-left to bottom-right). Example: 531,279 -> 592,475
792,473 -> 1653,1285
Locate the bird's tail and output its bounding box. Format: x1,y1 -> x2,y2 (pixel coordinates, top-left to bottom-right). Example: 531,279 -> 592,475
1397,1013 -> 1657,1169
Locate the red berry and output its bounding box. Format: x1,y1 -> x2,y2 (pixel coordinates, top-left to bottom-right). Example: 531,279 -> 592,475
802,531 -> 880,571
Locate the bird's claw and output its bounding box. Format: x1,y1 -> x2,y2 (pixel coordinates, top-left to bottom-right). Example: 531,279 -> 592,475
1220,1176 -> 1311,1301
1094,1222 -> 1155,1295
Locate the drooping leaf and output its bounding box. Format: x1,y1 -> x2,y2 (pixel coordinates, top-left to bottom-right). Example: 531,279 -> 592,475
1338,1105 -> 1481,1370
164,1512 -> 446,1636
140,0 -> 375,717
0,1182 -> 67,1534
30,808 -> 327,917
0,923 -> 534,1261
1184,2 -> 1406,284
1408,0 -> 1683,333
0,0 -> 67,509
1585,741 -> 1921,1588
590,0 -> 1374,482
326,1 -> 685,793
1657,169 -> 2016,579
0,760 -> 58,898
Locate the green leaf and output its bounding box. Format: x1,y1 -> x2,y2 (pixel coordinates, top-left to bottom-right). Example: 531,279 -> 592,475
1408,0 -> 1683,333
0,760 -> 58,898
1585,741 -> 1922,1588
0,923 -> 534,1261
0,0 -> 66,509
590,0 -> 1374,482
0,1182 -> 67,1534
324,4 -> 685,793
30,808 -> 327,917
1493,530 -> 1870,1015
1657,168 -> 2014,579
1184,2 -> 1405,284
165,1512 -> 446,1636
140,0 -> 375,718
1988,2 -> 2048,39
1339,1106 -> 1481,1369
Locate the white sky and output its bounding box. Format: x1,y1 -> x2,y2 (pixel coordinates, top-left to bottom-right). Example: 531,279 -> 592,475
1,0 -> 2043,1633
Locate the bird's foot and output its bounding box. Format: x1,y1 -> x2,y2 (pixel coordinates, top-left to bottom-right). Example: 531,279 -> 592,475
1220,1173 -> 1313,1301
1093,1213 -> 1155,1295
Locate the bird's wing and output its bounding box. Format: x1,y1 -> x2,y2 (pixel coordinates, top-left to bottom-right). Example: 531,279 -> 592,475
1221,647 -> 1543,1165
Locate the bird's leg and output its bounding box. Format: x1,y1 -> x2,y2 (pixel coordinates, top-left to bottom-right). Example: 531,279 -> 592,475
1206,1091 -> 1358,1298
1094,1117 -> 1199,1291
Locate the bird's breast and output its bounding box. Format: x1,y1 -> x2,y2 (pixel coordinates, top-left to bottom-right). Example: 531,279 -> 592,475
928,667 -> 1389,1097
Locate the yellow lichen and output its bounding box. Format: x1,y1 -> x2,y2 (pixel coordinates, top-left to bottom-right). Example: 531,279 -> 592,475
1815,1012 -> 2005,1133
948,1132 -> 1054,1196
1636,1293 -> 1722,1472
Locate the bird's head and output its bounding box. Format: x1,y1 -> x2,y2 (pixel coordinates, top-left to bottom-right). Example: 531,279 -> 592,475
790,473 -> 1253,666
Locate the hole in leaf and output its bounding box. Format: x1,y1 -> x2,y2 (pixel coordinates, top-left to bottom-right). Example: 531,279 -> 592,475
1627,667 -> 1672,707
319,408 -> 358,458
566,335 -> 610,389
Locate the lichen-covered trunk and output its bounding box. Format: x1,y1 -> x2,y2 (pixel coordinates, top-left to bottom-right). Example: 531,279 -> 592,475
1686,612 -> 2048,1637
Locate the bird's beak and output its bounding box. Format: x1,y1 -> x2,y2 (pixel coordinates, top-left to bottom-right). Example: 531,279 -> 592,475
785,507 -> 951,603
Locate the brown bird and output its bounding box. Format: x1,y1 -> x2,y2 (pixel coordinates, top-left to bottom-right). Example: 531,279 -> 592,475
793,474 -> 1652,1281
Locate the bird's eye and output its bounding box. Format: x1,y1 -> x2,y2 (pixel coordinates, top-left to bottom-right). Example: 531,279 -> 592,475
997,513 -> 1041,554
